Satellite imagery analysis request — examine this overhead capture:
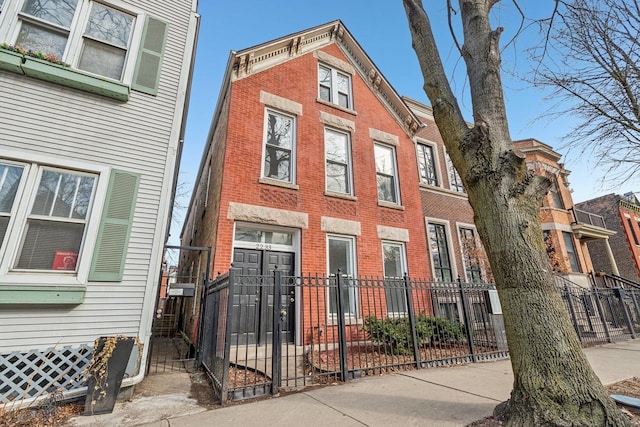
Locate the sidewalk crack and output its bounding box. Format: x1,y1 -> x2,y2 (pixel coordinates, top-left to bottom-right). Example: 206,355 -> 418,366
398,373 -> 503,403
302,392 -> 370,426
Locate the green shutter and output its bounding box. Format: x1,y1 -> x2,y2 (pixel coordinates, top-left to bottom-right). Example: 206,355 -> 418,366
131,15 -> 169,95
89,170 -> 139,282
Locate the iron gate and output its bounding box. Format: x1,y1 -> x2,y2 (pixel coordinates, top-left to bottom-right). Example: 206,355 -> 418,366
147,245 -> 210,374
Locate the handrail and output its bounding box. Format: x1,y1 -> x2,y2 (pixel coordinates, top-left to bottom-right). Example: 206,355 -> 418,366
604,273 -> 640,290
568,207 -> 607,228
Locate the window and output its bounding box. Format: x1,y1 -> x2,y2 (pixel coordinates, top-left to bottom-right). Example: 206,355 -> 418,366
417,143 -> 438,186
263,109 -> 295,183
12,0 -> 133,80
459,227 -> 483,282
562,232 -> 580,273
327,235 -> 357,316
428,223 -> 453,281
77,3 -> 135,80
325,128 -> 352,195
18,168 -> 96,271
15,0 -> 80,60
445,152 -> 465,193
438,302 -> 460,323
375,143 -> 400,204
0,0 -> 168,95
627,217 -> 639,246
549,177 -> 564,209
1,162 -> 97,272
318,64 -> 352,109
0,162 -> 24,248
0,160 -> 138,291
382,241 -> 407,315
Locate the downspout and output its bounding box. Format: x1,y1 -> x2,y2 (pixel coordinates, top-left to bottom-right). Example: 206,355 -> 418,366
122,6 -> 201,390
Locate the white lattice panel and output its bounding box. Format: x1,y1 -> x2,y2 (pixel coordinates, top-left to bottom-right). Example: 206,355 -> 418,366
0,344 -> 92,403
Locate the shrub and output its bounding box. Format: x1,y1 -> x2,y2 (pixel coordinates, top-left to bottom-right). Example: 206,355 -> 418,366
363,313 -> 464,354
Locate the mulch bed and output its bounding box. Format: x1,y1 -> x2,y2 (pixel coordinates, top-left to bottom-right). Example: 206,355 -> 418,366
306,343 -> 496,377
227,365 -> 269,388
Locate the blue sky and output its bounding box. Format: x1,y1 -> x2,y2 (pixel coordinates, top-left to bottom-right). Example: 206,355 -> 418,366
172,1 -> 637,241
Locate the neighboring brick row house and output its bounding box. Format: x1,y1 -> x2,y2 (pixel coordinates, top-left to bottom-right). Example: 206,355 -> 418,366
405,99 -> 613,289
515,138 -> 617,288
179,21 -> 617,348
576,193 -> 640,282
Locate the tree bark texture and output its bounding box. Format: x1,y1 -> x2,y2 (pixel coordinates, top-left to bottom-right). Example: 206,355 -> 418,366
403,1 -> 629,425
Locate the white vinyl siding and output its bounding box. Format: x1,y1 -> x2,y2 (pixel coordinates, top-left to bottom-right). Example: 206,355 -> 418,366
0,0 -> 195,354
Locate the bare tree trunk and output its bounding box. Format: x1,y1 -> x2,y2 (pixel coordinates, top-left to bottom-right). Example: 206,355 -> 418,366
403,1 -> 629,425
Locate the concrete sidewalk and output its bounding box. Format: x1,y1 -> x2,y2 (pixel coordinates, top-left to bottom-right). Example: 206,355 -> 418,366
136,340 -> 640,427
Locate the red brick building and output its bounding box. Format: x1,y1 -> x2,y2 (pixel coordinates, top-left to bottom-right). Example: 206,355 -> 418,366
180,21 -> 431,344
576,193 -> 640,282
405,98 -> 613,288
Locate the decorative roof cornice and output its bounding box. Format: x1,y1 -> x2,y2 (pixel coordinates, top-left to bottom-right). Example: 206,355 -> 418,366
619,199 -> 640,214
229,20 -> 422,137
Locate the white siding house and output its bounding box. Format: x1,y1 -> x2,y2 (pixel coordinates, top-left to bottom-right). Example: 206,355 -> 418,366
0,0 -> 199,403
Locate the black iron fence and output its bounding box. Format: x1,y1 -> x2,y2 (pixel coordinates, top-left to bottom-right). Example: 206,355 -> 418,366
556,276 -> 639,345
198,270 -> 508,405
199,271 -> 640,405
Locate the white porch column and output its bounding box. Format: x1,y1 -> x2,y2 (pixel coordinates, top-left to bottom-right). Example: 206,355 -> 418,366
603,238 -> 620,276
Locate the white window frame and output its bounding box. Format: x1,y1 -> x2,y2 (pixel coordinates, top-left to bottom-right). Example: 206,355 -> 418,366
318,63 -> 353,110
382,240 -> 408,316
326,234 -> 358,317
416,140 -> 440,187
0,0 -> 146,83
324,127 -> 354,196
0,159 -> 29,260
0,151 -> 109,286
261,108 -> 296,184
374,142 -> 400,205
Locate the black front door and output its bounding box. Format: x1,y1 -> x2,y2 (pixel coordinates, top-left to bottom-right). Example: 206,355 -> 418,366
231,249 -> 295,345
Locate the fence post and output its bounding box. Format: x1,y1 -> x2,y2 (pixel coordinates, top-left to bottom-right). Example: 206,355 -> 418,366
404,274 -> 421,369
593,287 -> 612,343
194,272 -> 207,369
334,270 -> 349,382
614,288 -> 636,338
271,268 -> 283,394
563,284 -> 583,343
631,291 -> 640,326
220,269 -> 236,406
458,277 -> 477,362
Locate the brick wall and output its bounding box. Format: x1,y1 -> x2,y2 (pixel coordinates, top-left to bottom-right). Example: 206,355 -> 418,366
577,194 -> 640,281
205,44 -> 431,279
